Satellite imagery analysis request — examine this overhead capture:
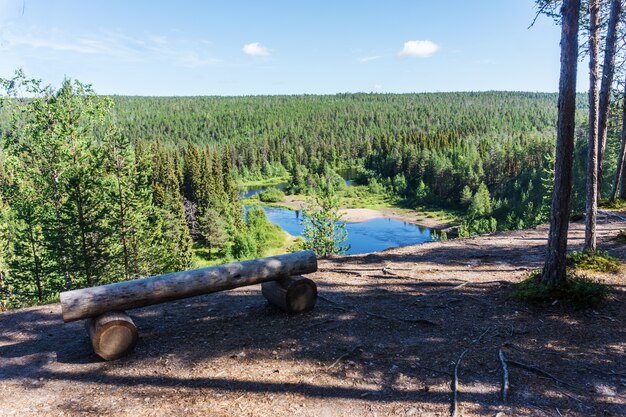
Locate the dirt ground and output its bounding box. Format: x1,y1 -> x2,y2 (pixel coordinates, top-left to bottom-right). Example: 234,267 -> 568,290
1,216 -> 625,417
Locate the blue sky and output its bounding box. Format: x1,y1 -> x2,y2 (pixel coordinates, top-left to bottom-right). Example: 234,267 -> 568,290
0,0 -> 589,96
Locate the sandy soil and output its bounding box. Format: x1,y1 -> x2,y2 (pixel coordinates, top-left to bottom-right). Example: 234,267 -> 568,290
1,216 -> 625,417
339,208 -> 449,229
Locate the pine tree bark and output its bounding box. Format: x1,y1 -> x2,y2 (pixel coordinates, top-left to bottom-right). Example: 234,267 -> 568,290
28,223 -> 43,301
609,71 -> 626,201
0,271 -> 6,310
597,0 -> 622,196
620,147 -> 626,198
51,168 -> 73,291
584,0 -> 601,253
541,0 -> 580,287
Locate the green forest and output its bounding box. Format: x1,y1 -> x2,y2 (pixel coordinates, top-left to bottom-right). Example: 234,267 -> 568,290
0,72 -> 623,308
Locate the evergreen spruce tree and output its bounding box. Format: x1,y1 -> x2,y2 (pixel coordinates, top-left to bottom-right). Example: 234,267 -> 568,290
198,208 -> 228,259
302,185 -> 350,257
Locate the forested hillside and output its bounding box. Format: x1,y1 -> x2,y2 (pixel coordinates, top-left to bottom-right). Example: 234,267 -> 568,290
2,84 -> 620,308
110,92 -> 596,231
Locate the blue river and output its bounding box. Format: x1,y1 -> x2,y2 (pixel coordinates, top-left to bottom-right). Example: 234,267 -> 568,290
248,205 -> 433,255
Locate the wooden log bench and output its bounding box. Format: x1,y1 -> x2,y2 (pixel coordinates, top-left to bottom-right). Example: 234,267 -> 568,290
60,250 -> 318,360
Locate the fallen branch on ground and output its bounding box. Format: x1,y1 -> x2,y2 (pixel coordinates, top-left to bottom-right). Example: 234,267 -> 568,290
451,348 -> 469,417
449,327 -> 490,417
598,210 -> 626,221
498,348 -> 509,402
327,345 -> 361,370
382,267 -> 401,276
507,359 -> 578,390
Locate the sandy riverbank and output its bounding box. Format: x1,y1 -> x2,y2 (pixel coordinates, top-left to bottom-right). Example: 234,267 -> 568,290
281,196 -> 451,229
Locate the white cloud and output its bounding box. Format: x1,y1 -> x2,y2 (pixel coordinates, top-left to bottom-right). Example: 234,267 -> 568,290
0,27 -> 221,67
243,42 -> 270,57
359,55 -> 382,63
398,40 -> 439,57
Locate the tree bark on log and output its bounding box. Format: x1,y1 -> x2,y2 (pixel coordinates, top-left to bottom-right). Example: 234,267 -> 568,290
262,275 -> 318,314
542,0 -> 580,286
61,250 -> 317,322
86,311 -> 138,361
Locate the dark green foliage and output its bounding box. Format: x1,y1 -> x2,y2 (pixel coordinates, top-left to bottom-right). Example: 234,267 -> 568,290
258,187 -> 285,203
6,73 -> 626,306
567,249 -> 622,273
569,212 -> 584,221
197,208 -> 228,259
512,270 -> 609,309
230,233 -> 257,260
102,91 -> 611,237
616,230 -> 626,243
599,198 -> 626,209
244,207 -> 284,258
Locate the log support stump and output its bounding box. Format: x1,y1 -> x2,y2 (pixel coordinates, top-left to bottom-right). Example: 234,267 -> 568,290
262,275 -> 318,314
86,311 -> 138,361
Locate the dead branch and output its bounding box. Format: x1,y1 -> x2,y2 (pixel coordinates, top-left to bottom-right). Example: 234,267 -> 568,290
327,345 -> 361,370
498,348 -> 509,402
435,282 -> 469,295
451,348 -> 469,417
366,274 -> 418,280
449,328 -> 490,416
363,311 -> 438,326
382,267 -> 400,276
598,209 -> 626,221
507,359 -> 578,390
473,327 -> 491,344
528,0 -> 558,29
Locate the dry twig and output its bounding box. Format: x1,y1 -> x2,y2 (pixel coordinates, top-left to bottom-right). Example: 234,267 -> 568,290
507,359 -> 578,390
451,348 -> 469,417
498,348 -> 509,402
327,345 -> 361,370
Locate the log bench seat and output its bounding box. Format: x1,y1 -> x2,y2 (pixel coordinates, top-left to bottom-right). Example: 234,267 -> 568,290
60,251 -> 318,360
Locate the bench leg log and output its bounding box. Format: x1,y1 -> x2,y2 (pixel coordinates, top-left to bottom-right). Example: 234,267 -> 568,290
86,311 -> 138,361
262,275 -> 317,314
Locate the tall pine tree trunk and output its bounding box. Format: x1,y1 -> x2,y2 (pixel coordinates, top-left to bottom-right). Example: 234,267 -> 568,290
74,181 -> 93,286
113,150 -> 131,280
620,145 -> 626,198
584,0 -> 601,252
597,0 -> 622,196
51,169 -> 73,290
0,271 -> 6,310
28,223 -> 43,301
609,71 -> 626,201
541,0 -> 580,287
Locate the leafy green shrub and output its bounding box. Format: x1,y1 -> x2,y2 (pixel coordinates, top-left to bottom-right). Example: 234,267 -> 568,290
616,230 -> 626,244
258,187 -> 285,203
230,233 -> 257,260
567,249 -> 621,273
287,237 -> 307,252
511,270 -> 609,309
599,198 -> 626,210
431,229 -> 447,241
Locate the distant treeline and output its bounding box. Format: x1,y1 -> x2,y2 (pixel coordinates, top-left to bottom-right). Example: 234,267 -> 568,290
110,92 -> 602,231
